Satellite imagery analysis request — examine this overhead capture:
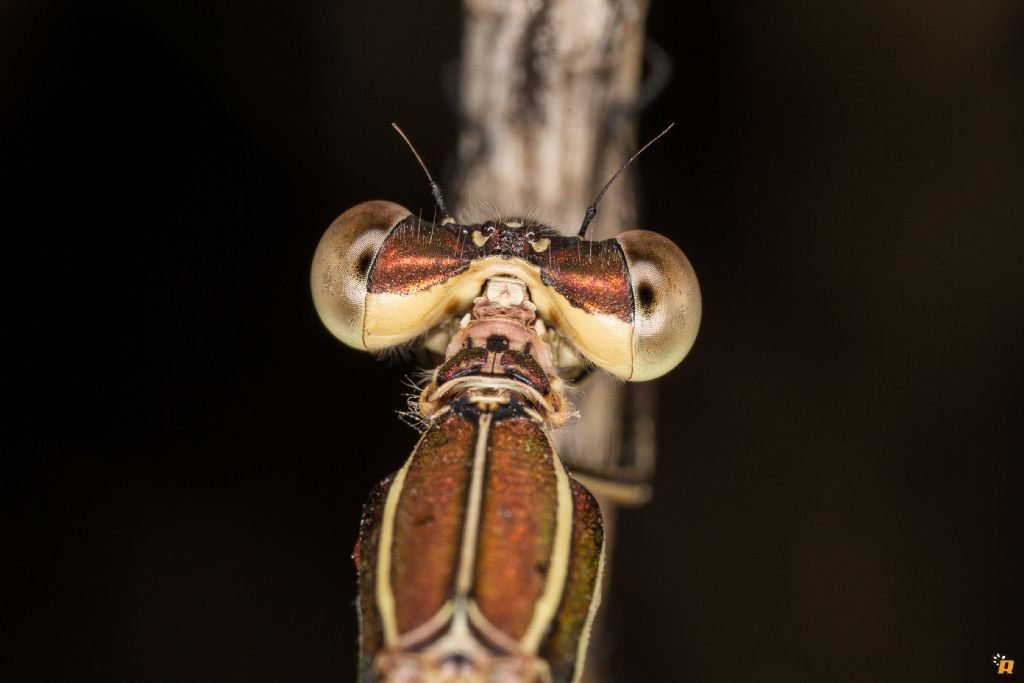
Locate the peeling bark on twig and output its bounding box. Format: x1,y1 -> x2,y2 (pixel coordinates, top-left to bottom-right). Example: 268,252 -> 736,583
454,0 -> 647,237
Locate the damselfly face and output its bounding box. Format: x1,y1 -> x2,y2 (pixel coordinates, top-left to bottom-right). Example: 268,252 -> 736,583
311,201 -> 701,380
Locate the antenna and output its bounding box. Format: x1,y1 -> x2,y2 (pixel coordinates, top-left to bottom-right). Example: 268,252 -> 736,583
391,123 -> 451,221
577,122 -> 675,238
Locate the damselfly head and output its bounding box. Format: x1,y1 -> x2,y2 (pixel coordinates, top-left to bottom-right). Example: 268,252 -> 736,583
312,200 -> 700,381
311,124 -> 700,382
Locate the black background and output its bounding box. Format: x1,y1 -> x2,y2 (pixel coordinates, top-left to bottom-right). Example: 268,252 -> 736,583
4,2 -> 1023,681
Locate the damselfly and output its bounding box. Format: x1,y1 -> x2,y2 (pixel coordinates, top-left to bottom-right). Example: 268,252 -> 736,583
310,127 -> 700,682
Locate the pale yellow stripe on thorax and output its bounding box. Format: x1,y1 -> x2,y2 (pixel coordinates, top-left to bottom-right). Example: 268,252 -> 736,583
519,442 -> 575,653
375,457 -> 412,645
571,531 -> 606,683
455,412 -> 493,596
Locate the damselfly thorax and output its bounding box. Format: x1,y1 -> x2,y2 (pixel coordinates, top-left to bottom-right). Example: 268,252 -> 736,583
311,194 -> 699,682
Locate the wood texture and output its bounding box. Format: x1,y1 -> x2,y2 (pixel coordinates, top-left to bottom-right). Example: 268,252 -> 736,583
454,0 -> 648,236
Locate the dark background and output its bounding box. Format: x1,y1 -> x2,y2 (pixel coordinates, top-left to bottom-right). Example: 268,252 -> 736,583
4,1 -> 1022,681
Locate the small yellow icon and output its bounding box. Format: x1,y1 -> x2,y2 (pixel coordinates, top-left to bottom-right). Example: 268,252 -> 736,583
995,655 -> 1019,675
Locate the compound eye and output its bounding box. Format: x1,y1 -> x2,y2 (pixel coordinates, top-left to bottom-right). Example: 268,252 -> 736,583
311,200 -> 411,350
616,230 -> 702,381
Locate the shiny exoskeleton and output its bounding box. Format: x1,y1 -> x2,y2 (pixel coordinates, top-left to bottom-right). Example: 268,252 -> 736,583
312,202 -> 700,682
